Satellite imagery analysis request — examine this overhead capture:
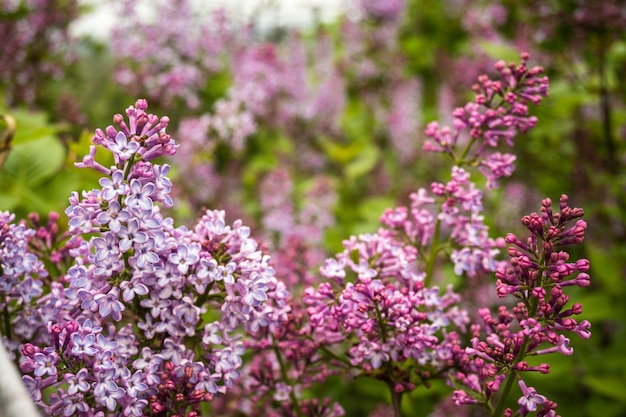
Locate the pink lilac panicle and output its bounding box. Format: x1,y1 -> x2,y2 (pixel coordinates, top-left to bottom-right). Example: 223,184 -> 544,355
452,195 -> 590,416
304,203 -> 470,393
424,53 -> 549,189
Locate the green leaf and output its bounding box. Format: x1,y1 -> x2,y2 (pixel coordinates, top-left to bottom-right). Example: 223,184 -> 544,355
345,144 -> 378,180
584,375 -> 626,402
477,41 -> 520,63
2,135 -> 65,187
576,292 -> 616,322
11,109 -> 62,144
586,245 -> 625,294
319,137 -> 360,164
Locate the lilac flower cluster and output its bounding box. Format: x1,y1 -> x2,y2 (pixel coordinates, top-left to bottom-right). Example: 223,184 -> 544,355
207,169 -> 339,417
424,53 -> 549,189
451,195 -> 591,416
9,100 -> 286,416
112,0 -> 239,109
206,53 -> 558,417
304,214 -> 471,398
403,165 -> 506,280
0,212 -> 48,355
0,0 -> 79,105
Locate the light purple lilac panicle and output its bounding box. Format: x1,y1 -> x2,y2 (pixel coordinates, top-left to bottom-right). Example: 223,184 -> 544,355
12,100 -> 285,416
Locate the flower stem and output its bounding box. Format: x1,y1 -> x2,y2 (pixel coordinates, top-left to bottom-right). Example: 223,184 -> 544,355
272,336 -> 304,417
387,380 -> 403,417
424,217 -> 441,287
492,369 -> 517,417
492,338 -> 529,416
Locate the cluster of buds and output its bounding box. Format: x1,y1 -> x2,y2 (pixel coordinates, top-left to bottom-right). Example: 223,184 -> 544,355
452,195 -> 591,416
424,53 -> 550,189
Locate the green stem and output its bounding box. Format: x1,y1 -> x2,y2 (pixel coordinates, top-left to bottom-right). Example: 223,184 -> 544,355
492,369 -> 518,417
492,338 -> 530,416
387,380 -> 404,417
318,345 -> 353,368
2,304 -> 11,339
272,336 -> 304,417
424,217 -> 441,287
195,282 -> 215,307
456,136 -> 477,165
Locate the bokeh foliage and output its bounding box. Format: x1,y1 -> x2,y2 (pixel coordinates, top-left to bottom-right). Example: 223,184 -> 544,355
0,0 -> 624,415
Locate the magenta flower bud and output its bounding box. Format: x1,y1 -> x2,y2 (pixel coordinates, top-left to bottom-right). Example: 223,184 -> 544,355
576,273 -> 591,287
105,125 -> 118,139
48,322 -> 62,349
532,287 -> 546,299
21,343 -> 40,358
575,259 -> 590,271
574,320 -> 592,339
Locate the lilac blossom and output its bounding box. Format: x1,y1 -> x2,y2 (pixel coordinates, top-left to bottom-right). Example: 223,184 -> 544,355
99,169 -> 129,201
453,196 -> 591,416
423,53 -> 549,188
10,99 -> 284,416
96,201 -> 131,233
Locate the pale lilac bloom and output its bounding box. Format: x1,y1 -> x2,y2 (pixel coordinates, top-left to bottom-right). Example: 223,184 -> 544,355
124,370 -> 148,397
120,277 -> 149,302
94,376 -> 125,411
202,322 -> 223,345
65,368 -> 90,394
93,350 -> 116,372
124,399 -> 149,417
140,292 -> 171,317
215,262 -> 237,285
137,314 -> 157,338
161,338 -> 186,365
108,131 -> 139,162
195,371 -> 220,394
92,232 -> 121,262
33,350 -> 58,377
94,288 -> 125,321
71,333 -> 97,357
62,393 -> 89,416
99,170 -> 129,201
68,206 -> 94,233
152,164 -> 173,206
118,219 -> 148,252
517,380 -> 547,412
320,258 -> 346,281
96,200 -> 131,233
133,207 -> 162,229
168,243 -> 200,274
126,179 -> 155,211
241,272 -> 269,306
132,237 -> 160,268
22,376 -> 42,402
173,296 -> 201,334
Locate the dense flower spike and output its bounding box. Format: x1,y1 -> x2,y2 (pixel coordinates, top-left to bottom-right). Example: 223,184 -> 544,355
423,53 -> 549,189
6,100 -> 284,416
0,0 -> 79,105
304,209 -> 471,405
452,195 -> 591,416
0,212 -> 48,356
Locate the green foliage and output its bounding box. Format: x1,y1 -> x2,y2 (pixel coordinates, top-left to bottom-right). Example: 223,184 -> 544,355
0,108 -> 68,216
2,0 -> 626,415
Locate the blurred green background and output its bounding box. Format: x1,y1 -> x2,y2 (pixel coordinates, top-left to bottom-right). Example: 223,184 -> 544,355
1,0 -> 624,415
